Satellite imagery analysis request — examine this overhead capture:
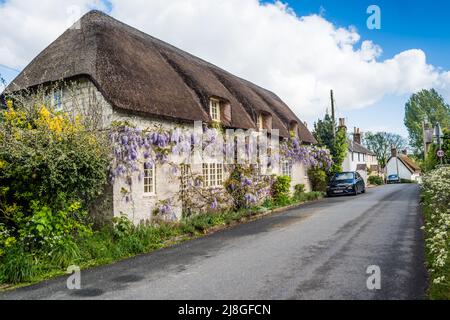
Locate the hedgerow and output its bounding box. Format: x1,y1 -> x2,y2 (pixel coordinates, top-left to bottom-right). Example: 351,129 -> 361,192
421,166 -> 450,299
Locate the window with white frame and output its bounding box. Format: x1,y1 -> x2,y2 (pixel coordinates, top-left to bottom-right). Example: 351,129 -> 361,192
210,99 -> 221,122
203,163 -> 223,187
43,89 -> 63,111
144,163 -> 156,195
282,161 -> 293,178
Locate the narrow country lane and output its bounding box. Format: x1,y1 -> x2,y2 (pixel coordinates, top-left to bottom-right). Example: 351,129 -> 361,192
0,184 -> 427,300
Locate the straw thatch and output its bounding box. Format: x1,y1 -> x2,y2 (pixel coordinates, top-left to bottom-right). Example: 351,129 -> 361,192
5,10 -> 316,142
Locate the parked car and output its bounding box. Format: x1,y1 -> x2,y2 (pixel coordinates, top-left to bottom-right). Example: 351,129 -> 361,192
327,172 -> 366,197
387,174 -> 400,184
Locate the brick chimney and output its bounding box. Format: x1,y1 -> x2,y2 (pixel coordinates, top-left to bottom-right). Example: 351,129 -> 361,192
338,118 -> 347,131
353,127 -> 361,144
391,147 -> 398,158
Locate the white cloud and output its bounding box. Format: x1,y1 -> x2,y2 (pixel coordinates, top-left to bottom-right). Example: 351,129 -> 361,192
1,0 -> 450,119
0,0 -> 108,67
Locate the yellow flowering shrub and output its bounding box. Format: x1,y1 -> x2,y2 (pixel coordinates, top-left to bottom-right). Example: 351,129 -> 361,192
0,101 -> 110,261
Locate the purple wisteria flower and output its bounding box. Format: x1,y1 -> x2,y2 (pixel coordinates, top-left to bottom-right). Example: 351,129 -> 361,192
244,194 -> 257,204
211,198 -> 218,210
242,178 -> 253,187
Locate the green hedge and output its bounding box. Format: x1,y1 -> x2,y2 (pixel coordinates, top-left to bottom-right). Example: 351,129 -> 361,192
368,175 -> 384,185
421,166 -> 450,299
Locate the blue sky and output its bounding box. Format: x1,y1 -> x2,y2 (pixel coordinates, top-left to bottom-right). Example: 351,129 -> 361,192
283,0 -> 450,69
272,0 -> 450,137
1,0 -> 449,140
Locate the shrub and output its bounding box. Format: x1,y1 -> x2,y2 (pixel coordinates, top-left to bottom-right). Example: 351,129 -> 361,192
308,168 -> 328,192
112,214 -> 135,239
0,245 -> 37,284
0,103 -> 107,255
48,239 -> 81,268
368,176 -> 384,186
271,175 -> 292,205
224,165 -> 270,210
294,184 -> 305,196
421,166 -> 450,298
12,198 -> 91,249
0,105 -> 110,211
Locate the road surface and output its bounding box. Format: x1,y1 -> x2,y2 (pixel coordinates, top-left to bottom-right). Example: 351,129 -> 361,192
0,184 -> 427,300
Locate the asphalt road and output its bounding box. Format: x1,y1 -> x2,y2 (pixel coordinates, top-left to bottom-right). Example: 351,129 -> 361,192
1,184 -> 427,300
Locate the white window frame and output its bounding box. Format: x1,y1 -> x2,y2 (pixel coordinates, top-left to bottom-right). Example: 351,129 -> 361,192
282,161 -> 293,179
144,163 -> 156,196
203,163 -> 223,187
43,88 -> 63,111
210,98 -> 221,122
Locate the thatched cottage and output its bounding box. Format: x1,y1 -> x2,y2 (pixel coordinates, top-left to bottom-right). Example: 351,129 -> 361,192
3,10 -> 317,223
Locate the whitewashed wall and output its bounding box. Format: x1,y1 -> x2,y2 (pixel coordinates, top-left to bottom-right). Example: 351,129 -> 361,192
386,157 -> 418,181
44,77 -> 314,223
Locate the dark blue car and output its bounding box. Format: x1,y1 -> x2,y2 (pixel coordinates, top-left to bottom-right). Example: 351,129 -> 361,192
387,174 -> 400,184
327,172 -> 366,197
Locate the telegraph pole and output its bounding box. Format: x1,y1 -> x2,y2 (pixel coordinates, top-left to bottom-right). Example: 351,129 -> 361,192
331,90 -> 336,140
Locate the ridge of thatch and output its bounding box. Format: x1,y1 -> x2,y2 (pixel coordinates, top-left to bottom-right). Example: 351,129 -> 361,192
5,10 -> 316,142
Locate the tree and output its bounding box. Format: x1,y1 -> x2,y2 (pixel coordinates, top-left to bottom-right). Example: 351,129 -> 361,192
404,89 -> 450,157
313,113 -> 348,174
363,132 -> 407,169
423,128 -> 450,172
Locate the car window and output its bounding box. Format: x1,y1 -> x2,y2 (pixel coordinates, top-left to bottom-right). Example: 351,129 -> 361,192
334,173 -> 355,181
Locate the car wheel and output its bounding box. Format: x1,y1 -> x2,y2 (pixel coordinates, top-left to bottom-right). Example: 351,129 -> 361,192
362,187 -> 366,194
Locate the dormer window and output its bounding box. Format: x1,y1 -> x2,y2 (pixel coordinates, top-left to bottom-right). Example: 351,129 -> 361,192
256,114 -> 264,130
289,121 -> 299,138
256,112 -> 272,131
210,98 -> 221,122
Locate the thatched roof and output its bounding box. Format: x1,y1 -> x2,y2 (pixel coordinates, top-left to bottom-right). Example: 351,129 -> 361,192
5,10 -> 316,142
398,155 -> 421,173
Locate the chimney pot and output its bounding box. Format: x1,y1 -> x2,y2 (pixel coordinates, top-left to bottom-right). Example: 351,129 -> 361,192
353,127 -> 362,144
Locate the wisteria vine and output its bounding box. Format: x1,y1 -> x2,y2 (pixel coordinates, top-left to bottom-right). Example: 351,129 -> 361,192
108,123 -> 333,219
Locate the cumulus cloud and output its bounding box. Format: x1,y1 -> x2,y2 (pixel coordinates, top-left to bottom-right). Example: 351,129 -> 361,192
0,0 -> 108,67
1,0 -> 449,118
